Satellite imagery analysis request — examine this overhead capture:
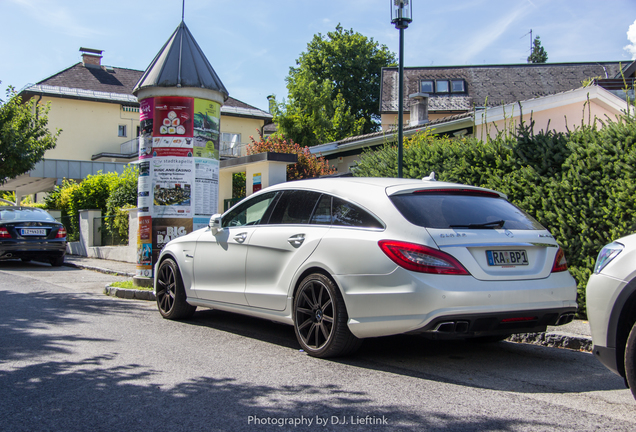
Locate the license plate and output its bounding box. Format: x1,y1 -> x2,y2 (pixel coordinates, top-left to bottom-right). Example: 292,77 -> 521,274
21,228 -> 46,236
486,250 -> 529,266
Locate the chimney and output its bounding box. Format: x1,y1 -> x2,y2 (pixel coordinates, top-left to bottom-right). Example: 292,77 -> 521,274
409,92 -> 429,127
80,47 -> 103,68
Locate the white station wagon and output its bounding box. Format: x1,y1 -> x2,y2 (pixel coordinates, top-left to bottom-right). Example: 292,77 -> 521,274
154,177 -> 578,358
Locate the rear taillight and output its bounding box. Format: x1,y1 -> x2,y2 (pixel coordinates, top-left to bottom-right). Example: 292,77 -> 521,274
55,227 -> 67,239
551,247 -> 568,272
379,240 -> 470,275
0,227 -> 10,239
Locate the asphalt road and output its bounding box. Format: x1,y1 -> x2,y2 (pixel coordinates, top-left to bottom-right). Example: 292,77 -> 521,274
1,261 -> 635,432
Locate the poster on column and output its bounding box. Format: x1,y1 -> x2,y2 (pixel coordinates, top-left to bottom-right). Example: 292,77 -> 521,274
194,157 -> 219,218
193,98 -> 220,159
136,215 -> 153,278
153,96 -> 194,137
137,161 -> 152,216
152,158 -> 194,218
152,218 -> 193,263
139,98 -> 154,159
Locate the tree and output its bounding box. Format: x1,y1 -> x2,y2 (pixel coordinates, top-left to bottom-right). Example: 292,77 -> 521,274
0,86 -> 59,184
527,36 -> 548,63
275,25 -> 396,146
248,132 -> 336,180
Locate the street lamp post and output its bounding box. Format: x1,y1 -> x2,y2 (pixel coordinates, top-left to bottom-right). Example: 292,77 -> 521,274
391,0 -> 412,178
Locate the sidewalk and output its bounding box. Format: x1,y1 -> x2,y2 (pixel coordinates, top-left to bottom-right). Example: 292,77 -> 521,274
64,254 -> 594,351
64,254 -> 137,278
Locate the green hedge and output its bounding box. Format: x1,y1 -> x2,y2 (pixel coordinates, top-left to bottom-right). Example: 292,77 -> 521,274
353,115 -> 636,316
43,166 -> 139,241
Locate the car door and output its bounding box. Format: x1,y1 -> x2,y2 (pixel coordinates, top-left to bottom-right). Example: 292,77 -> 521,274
192,191 -> 279,304
244,190 -> 330,310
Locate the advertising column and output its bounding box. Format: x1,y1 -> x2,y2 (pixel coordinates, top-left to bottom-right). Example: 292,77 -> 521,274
135,96 -> 221,278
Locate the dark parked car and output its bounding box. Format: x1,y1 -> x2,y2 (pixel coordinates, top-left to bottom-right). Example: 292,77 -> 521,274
0,207 -> 67,266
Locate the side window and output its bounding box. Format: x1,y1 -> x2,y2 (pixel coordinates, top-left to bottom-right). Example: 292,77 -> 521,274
268,190 -> 322,225
222,191 -> 278,228
332,197 -> 383,228
309,195 -> 332,225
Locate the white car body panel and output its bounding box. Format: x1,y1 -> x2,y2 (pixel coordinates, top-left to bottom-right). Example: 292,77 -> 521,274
155,177 -> 578,343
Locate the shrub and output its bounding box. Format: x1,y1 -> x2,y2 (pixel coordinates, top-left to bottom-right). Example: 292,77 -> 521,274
353,114 -> 636,316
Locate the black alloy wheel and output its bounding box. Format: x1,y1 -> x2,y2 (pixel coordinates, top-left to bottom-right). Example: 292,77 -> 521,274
624,321 -> 636,400
293,273 -> 361,358
156,258 -> 196,320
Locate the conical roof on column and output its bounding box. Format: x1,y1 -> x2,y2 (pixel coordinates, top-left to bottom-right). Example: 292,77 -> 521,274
133,21 -> 228,99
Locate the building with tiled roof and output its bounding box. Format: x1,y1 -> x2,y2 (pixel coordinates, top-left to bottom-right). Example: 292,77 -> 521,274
312,61 -> 635,174
380,62 -> 626,128
4,48 -> 272,201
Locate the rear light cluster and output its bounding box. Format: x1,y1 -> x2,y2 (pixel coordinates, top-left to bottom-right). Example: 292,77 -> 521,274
0,227 -> 10,239
378,240 -> 469,275
551,248 -> 568,272
55,227 -> 67,239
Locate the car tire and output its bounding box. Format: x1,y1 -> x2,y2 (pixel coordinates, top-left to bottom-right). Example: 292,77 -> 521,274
50,256 -> 64,267
624,321 -> 636,399
293,273 -> 361,358
156,258 -> 196,320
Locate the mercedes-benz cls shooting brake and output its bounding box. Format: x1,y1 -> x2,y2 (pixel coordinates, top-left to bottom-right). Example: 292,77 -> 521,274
154,177 -> 577,358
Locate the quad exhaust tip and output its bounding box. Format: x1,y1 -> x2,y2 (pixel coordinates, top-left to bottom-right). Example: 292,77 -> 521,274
434,321 -> 469,333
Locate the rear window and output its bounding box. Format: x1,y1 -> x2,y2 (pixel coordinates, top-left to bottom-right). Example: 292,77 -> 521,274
389,192 -> 544,230
0,208 -> 56,222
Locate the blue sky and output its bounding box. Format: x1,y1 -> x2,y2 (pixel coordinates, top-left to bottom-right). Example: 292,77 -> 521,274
2,0 -> 636,112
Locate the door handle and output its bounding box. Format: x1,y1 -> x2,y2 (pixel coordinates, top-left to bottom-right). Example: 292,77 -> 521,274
233,232 -> 248,243
288,234 -> 305,248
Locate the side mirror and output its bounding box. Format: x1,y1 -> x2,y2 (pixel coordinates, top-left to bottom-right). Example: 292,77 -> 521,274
209,214 -> 222,235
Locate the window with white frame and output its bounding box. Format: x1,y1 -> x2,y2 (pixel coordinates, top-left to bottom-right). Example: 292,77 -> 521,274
221,132 -> 242,157
118,125 -> 127,137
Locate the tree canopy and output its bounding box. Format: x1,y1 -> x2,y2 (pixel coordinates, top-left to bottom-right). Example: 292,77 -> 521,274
527,36 -> 548,63
0,86 -> 59,185
274,25 -> 396,147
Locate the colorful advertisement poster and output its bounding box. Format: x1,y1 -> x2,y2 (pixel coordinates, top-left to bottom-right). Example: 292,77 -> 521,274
140,98 -> 154,134
152,136 -> 193,149
193,98 -> 220,159
151,157 -> 195,218
139,134 -> 153,159
153,96 -> 194,137
152,218 -> 193,263
194,158 -> 219,216
136,215 -> 153,277
253,173 -> 262,193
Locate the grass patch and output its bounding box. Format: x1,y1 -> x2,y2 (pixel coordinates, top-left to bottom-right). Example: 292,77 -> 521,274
110,280 -> 153,291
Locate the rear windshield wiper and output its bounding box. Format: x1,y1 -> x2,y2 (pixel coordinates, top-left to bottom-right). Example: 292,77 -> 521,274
449,220 -> 505,229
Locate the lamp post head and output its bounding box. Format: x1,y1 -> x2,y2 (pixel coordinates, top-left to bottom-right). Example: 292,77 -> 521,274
391,0 -> 413,29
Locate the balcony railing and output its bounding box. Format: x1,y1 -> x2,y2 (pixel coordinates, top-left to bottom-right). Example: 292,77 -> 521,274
220,141 -> 249,158
120,138 -> 139,155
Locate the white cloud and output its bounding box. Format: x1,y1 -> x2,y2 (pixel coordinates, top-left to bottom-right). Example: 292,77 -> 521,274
625,19 -> 636,60
456,5 -> 528,64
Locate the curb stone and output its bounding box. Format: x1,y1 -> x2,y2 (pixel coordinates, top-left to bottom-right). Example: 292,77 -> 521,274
104,284 -> 155,301
64,261 -> 135,278
506,332 -> 593,352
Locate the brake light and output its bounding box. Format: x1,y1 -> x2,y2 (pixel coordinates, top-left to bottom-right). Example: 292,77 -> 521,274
0,227 -> 10,239
379,240 -> 470,275
55,227 -> 67,239
551,247 -> 568,272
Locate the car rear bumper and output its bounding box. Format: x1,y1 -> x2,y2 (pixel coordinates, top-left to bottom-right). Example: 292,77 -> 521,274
0,241 -> 66,260
336,269 -> 578,339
